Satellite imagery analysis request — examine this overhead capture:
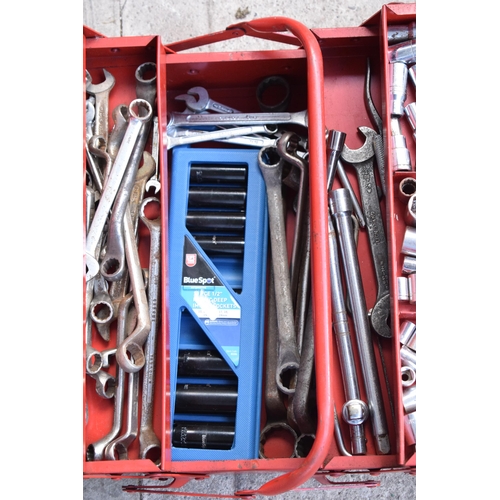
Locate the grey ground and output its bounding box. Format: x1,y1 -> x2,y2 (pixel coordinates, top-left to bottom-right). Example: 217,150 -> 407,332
82,1 -> 416,498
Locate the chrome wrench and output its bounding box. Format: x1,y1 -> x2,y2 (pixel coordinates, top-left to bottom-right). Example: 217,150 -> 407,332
145,117 -> 161,194
167,109 -> 308,129
138,197 -> 162,462
115,205 -> 151,373
165,123 -> 279,149
86,293 -> 133,461
85,99 -> 152,282
175,86 -> 241,114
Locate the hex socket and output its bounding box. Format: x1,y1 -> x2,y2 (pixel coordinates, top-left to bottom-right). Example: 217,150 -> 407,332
172,421 -> 235,450
177,350 -> 235,377
175,384 -> 238,414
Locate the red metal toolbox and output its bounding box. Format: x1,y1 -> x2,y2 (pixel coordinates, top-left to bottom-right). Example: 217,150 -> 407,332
83,2 -> 416,495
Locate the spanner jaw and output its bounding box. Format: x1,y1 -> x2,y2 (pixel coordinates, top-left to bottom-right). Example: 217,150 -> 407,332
370,293 -> 392,338
86,253 -> 100,282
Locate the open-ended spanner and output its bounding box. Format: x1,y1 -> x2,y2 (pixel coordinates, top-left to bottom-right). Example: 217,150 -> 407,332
341,126 -> 392,339
86,99 -> 152,282
258,147 -> 300,395
138,197 -> 162,462
168,109 -> 308,129
175,86 -> 241,114
86,68 -> 116,145
87,293 -> 133,461
331,188 -> 390,455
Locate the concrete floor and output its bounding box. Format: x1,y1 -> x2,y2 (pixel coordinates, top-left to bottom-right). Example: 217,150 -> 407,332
82,1 -> 417,498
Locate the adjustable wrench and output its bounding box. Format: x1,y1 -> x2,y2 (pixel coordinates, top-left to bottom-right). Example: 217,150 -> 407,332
341,127 -> 392,339
86,68 -> 115,145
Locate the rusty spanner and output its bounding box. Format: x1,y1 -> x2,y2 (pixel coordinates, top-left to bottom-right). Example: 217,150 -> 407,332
86,68 -> 116,145
341,127 -> 392,339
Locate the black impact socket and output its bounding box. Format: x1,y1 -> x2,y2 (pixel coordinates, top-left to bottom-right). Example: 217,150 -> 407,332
188,187 -> 247,209
175,383 -> 238,414
177,349 -> 236,377
186,212 -> 246,232
189,164 -> 247,185
172,421 -> 235,450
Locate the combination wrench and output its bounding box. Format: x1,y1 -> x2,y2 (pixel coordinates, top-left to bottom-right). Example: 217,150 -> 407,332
341,126 -> 392,339
167,109 -> 308,129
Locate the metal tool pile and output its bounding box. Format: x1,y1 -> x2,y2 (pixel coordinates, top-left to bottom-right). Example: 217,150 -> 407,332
85,62 -> 162,464
161,68 -> 399,457
84,23 -> 417,461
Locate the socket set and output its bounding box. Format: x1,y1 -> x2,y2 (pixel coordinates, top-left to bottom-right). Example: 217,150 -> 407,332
168,147 -> 268,460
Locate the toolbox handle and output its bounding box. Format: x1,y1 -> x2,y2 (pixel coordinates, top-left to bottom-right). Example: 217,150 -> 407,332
167,16 -> 335,497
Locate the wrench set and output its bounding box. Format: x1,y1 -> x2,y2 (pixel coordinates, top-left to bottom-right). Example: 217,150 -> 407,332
85,59 -> 163,464
84,4 -> 416,493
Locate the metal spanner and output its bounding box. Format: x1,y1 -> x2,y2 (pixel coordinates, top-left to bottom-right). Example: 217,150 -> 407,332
258,147 -> 300,395
145,117 -> 161,194
138,197 -> 162,462
175,86 -> 240,114
165,123 -> 279,149
85,99 -> 152,282
168,109 -> 308,129
341,127 -> 392,339
86,68 -> 116,145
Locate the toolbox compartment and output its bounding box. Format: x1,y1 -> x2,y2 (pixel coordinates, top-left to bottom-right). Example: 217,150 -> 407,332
83,2 -> 416,493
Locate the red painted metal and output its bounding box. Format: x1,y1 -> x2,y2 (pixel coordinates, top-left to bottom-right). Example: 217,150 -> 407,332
83,4 -> 416,495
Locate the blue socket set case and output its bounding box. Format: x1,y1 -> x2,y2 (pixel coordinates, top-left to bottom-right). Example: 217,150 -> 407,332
168,146 -> 269,460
